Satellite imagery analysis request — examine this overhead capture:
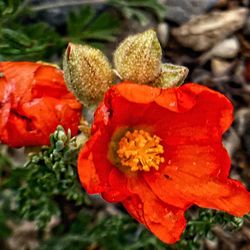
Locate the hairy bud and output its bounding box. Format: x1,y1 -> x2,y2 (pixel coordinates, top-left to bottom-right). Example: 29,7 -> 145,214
113,29 -> 162,84
153,63 -> 189,88
63,43 -> 113,106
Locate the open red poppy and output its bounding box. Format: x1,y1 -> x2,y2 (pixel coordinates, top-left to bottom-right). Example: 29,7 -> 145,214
78,82 -> 250,244
0,62 -> 82,147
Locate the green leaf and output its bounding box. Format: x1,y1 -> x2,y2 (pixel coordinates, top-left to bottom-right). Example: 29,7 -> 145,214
2,28 -> 32,47
67,6 -> 96,36
2,0 -> 21,16
108,0 -> 166,25
67,6 -> 120,43
0,23 -> 62,60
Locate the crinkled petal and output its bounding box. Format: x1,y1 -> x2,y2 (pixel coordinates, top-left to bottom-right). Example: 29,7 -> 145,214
102,168 -> 130,202
100,83 -> 233,146
0,102 -> 11,133
32,65 -> 70,99
145,165 -> 250,216
78,130 -> 112,193
114,83 -> 233,133
1,109 -> 43,146
0,62 -> 39,103
144,142 -> 233,209
0,62 -> 82,147
123,176 -> 186,244
154,84 -> 233,145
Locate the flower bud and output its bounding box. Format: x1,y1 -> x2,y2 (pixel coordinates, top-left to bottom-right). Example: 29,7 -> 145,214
113,29 -> 162,84
63,43 -> 113,106
153,63 -> 189,88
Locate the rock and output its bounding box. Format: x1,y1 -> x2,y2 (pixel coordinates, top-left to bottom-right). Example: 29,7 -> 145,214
215,0 -> 229,7
159,0 -> 219,24
235,108 -> 250,158
245,59 -> 250,83
191,68 -> 211,83
172,8 -> 248,51
7,221 -> 39,250
199,37 -> 240,63
235,109 -> 250,136
243,14 -> 250,36
223,128 -> 241,158
157,22 -> 169,47
211,58 -> 233,77
211,37 -> 240,58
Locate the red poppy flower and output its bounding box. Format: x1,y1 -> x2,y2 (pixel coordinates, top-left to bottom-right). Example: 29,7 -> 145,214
78,82 -> 250,244
0,62 -> 82,147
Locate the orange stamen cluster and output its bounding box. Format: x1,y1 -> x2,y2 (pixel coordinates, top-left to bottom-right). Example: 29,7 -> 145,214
117,129 -> 164,172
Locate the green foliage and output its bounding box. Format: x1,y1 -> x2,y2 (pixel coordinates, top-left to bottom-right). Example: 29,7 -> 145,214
0,25 -> 62,61
67,6 -> 121,45
17,126 -> 89,229
38,206 -> 248,250
39,211 -> 167,250
0,0 -> 22,20
0,146 -> 20,239
175,209 -> 245,250
0,0 -> 62,61
0,190 -> 17,239
0,0 -> 167,61
108,0 -> 166,26
0,1 -> 121,60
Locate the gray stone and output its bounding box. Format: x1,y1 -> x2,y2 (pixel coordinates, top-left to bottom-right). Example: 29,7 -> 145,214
172,8 -> 248,51
199,37 -> 240,63
211,58 -> 233,77
160,0 -> 219,24
157,22 -> 169,47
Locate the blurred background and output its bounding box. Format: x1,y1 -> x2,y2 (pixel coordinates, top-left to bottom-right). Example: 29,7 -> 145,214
0,0 -> 250,249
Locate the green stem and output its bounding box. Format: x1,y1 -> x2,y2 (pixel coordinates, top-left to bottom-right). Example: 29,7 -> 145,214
30,0 -> 106,12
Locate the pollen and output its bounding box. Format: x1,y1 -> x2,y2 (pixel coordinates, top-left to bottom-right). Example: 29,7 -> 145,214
117,129 -> 164,172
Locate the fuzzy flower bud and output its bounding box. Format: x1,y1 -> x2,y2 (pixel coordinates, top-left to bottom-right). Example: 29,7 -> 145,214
113,29 -> 162,84
153,63 -> 189,88
63,43 -> 113,106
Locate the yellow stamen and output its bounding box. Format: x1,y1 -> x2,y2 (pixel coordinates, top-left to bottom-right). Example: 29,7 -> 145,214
117,129 -> 164,172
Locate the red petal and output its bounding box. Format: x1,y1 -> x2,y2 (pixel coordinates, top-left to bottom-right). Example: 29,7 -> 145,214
146,164 -> 250,217
99,83 -> 233,147
32,65 -> 70,99
154,84 -> 233,145
0,62 -> 39,103
0,74 -> 11,132
114,81 -> 161,104
111,83 -> 233,136
78,129 -> 130,200
78,130 -> 111,193
165,143 -> 231,180
102,168 -> 130,202
123,176 -> 186,244
0,62 -> 82,147
1,110 -> 43,146
171,170 -> 250,217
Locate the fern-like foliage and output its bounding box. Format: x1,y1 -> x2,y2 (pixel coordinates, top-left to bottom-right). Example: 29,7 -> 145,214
17,126 -> 89,229
0,0 -> 167,61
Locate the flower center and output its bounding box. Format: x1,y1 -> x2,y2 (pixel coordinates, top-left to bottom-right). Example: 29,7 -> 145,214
117,129 -> 164,172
